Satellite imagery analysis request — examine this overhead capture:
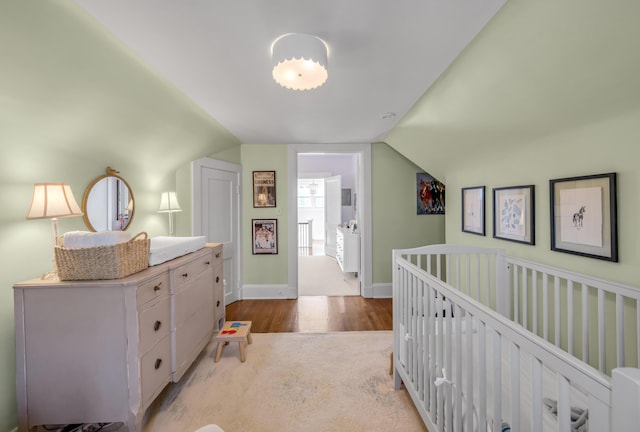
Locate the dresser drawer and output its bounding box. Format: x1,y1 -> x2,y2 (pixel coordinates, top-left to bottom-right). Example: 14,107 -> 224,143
172,253 -> 214,293
173,270 -> 214,328
173,306 -> 214,381
139,295 -> 171,355
137,272 -> 170,305
141,335 -> 171,408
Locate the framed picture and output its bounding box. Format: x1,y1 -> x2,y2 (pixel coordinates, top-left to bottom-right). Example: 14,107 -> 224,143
493,185 -> 535,245
253,171 -> 276,208
461,186 -> 485,235
252,219 -> 278,254
550,173 -> 617,261
416,172 -> 445,215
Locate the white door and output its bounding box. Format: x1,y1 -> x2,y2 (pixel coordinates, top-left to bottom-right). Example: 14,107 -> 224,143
324,175 -> 342,257
193,158 -> 241,305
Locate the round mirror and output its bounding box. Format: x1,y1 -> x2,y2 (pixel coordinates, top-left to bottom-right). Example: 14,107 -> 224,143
82,167 -> 135,232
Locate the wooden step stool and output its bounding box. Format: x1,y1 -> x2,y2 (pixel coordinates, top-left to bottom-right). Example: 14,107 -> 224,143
214,321 -> 253,362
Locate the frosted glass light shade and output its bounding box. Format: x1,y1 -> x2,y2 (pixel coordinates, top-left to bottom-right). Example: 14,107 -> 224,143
26,183 -> 83,220
272,33 -> 328,91
158,192 -> 182,213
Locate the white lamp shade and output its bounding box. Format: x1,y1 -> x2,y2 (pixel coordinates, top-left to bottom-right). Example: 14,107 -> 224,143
272,33 -> 328,91
158,192 -> 182,213
26,183 -> 83,220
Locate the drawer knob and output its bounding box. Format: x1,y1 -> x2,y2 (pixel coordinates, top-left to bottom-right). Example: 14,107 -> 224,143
182,273 -> 188,278
205,261 -> 211,265
216,276 -> 220,283
215,253 -> 221,258
153,283 -> 162,292
216,300 -> 220,307
154,358 -> 162,370
153,320 -> 162,331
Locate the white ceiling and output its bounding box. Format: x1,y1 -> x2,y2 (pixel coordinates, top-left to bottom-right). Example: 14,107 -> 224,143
74,0 -> 506,145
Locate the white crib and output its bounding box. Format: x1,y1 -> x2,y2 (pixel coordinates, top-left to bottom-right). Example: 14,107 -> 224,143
392,244 -> 640,431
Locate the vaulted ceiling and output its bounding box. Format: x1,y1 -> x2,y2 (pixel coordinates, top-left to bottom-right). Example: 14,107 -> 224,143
74,0 -> 506,145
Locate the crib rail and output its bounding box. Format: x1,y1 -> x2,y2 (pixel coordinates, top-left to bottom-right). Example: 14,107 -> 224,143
504,256 -> 640,374
393,248 -> 612,431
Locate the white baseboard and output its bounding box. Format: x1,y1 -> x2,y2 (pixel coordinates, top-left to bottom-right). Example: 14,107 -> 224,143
364,283 -> 392,298
241,283 -> 391,299
242,284 -> 296,299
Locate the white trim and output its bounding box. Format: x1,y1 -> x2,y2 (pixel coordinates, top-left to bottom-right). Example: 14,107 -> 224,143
242,284 -> 296,299
191,157 -> 243,303
287,143 -> 373,297
367,283 -> 392,298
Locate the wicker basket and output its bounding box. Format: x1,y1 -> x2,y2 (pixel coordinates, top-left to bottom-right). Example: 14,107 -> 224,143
55,232 -> 150,281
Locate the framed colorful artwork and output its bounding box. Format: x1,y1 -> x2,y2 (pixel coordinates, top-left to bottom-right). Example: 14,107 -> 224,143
493,185 -> 535,245
462,186 -> 485,236
550,173 -> 617,261
416,172 -> 445,215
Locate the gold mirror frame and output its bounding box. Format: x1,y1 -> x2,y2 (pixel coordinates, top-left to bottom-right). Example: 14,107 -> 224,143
82,167 -> 135,232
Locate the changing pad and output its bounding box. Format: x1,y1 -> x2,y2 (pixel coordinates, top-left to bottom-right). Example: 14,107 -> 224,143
149,236 -> 207,266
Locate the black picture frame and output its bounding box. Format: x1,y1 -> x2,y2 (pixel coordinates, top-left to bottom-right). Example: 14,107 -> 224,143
492,185 -> 535,245
461,186 -> 485,236
550,173 -> 617,262
252,219 -> 278,254
253,171 -> 276,208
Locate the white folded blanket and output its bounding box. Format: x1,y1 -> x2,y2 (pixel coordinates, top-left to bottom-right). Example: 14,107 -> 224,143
62,230 -> 132,249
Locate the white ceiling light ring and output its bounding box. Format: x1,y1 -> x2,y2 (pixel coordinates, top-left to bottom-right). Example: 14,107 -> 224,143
272,33 -> 328,91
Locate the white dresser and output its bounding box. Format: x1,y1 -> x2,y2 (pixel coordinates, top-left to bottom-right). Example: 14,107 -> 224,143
13,244 -> 224,432
336,227 -> 359,273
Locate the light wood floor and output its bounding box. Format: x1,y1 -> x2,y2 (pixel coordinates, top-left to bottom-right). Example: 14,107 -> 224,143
226,296 -> 392,333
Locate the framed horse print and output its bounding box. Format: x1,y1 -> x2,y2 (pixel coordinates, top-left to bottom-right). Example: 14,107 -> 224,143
550,173 -> 618,261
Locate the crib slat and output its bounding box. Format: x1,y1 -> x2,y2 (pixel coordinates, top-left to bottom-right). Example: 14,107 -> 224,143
557,375 -> 571,432
522,266 -> 528,329
568,280 -> 574,356
555,276 -> 561,346
543,274 -> 549,341
510,342 -> 520,431
454,305 -> 462,432
616,294 -> 625,368
637,299 -> 640,368
582,284 -> 589,364
532,270 -> 538,336
598,289 -> 605,372
466,314 -> 474,432
531,357 -> 543,432
444,302 -> 453,432
513,265 -> 519,324
428,287 -> 436,417
478,322 -> 487,432
492,331 -> 502,432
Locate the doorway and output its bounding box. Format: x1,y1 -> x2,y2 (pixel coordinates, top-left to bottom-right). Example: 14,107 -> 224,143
296,172 -> 359,296
287,143 -> 372,298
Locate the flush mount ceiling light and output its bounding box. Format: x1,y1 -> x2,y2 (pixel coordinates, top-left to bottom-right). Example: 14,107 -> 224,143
272,33 -> 328,91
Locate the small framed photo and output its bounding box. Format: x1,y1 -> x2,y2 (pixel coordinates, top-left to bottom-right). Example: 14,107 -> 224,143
493,185 -> 535,245
462,186 -> 485,236
252,219 -> 278,254
550,173 -> 617,262
253,171 -> 276,208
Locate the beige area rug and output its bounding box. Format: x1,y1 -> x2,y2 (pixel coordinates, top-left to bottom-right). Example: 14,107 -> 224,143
143,331 -> 427,432
298,255 -> 359,296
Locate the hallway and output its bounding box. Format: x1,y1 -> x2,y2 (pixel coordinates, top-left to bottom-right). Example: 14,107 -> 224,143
298,240 -> 358,296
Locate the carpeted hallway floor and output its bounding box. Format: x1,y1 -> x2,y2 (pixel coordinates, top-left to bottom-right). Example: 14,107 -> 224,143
298,255 -> 358,296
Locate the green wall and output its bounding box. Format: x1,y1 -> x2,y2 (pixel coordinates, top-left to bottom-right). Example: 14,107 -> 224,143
0,2 -> 240,430
241,145 -> 290,285
443,109 -> 640,286
371,143 -> 445,283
